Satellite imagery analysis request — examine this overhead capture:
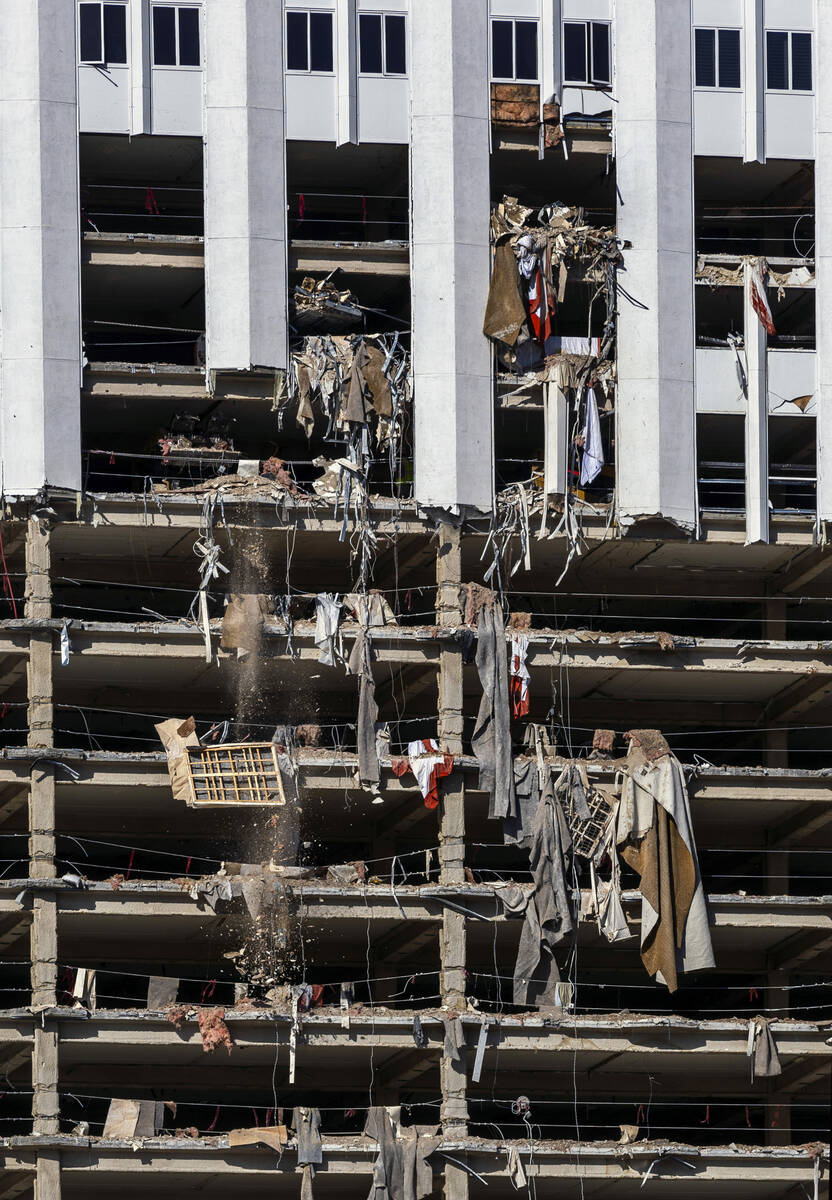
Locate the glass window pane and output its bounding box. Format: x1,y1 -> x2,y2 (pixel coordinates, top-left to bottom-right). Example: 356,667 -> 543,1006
492,20 -> 513,78
766,30 -> 789,89
514,21 -> 537,80
359,13 -> 383,73
103,4 -> 126,63
792,32 -> 812,91
178,7 -> 200,66
79,3 -> 102,62
309,11 -> 333,71
563,22 -> 587,83
591,22 -> 610,85
152,5 -> 177,65
286,11 -> 308,70
718,28 -> 741,88
694,28 -> 715,87
384,14 -> 406,75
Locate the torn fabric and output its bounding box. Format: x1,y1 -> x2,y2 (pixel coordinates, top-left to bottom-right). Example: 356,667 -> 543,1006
748,1016 -> 782,1079
616,745 -> 714,991
749,258 -> 776,335
513,769 -> 576,1009
364,1107 -> 405,1200
399,1125 -> 440,1200
347,628 -> 380,788
315,593 -> 342,666
391,739 -> 454,809
580,387 -> 604,486
472,604 -> 517,822
483,239 -> 528,347
509,633 -> 530,718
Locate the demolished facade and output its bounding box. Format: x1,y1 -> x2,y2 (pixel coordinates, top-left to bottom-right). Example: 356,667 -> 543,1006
0,2 -> 831,1199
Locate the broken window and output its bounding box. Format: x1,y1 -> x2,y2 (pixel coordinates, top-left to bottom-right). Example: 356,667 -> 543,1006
769,414 -> 817,515
286,10 -> 334,73
697,413 -> 745,512
491,19 -> 538,82
766,30 -> 813,92
79,2 -> 127,65
694,28 -> 741,90
359,13 -> 406,76
563,21 -> 611,88
151,4 -> 201,67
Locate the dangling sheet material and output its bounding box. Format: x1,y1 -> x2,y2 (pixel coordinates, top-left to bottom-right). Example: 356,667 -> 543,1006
314,593 -> 342,666
749,258 -> 776,335
509,634 -> 530,718
580,387 -> 604,486
747,1015 -> 782,1080
391,739 -> 454,810
473,605 -> 518,823
155,716 -> 200,805
483,240 -> 528,346
511,769 -> 576,1009
347,628 -> 380,788
616,741 -> 714,992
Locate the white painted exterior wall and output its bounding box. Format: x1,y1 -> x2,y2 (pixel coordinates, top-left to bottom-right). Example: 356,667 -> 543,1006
78,0 -> 203,136
692,0 -> 815,160
815,0 -> 832,521
0,0 -> 82,497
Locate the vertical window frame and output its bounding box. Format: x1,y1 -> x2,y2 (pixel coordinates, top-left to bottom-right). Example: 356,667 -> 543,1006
358,11 -> 407,78
78,1 -> 129,67
766,29 -> 814,94
151,3 -> 201,69
285,8 -> 335,75
563,20 -> 611,88
693,26 -> 742,91
490,17 -> 539,84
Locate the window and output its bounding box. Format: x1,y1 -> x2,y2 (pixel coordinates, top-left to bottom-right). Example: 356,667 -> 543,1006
359,13 -> 406,76
491,19 -> 538,82
286,10 -> 334,72
563,21 -> 611,87
79,2 -> 127,65
766,30 -> 813,91
152,5 -> 201,67
694,28 -> 741,89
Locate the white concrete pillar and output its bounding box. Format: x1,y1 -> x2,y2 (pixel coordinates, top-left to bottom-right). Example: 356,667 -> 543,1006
743,262 -> 769,543
614,0 -> 697,534
743,0 -> 765,164
410,0 -> 494,516
336,0 -> 358,146
204,0 -> 288,373
129,0 -> 152,135
816,0 -> 832,525
0,0 -> 82,498
541,0 -> 563,107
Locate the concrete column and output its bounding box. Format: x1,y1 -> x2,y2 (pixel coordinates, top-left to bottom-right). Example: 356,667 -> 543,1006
744,261 -> 770,545
615,0 -> 696,535
743,0 -> 765,164
336,0 -> 358,146
35,1149 -> 61,1200
204,0 -> 288,373
816,0 -> 832,525
436,527 -> 468,1144
129,0 -> 152,135
32,1021 -> 60,1136
541,0 -> 563,107
411,0 -> 493,517
26,520 -> 56,878
0,0 -> 82,498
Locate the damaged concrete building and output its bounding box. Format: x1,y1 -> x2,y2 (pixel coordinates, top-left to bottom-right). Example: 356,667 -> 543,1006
2,0 -> 832,1197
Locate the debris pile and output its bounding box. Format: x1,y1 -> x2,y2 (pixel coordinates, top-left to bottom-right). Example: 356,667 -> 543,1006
293,275 -> 363,333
